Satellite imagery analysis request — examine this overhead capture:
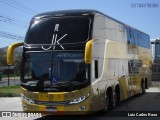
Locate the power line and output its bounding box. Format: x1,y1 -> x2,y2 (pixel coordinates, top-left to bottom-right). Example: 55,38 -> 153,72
11,0 -> 38,14
0,14 -> 28,24
0,31 -> 24,41
0,0 -> 34,15
0,0 -> 38,15
0,14 -> 29,28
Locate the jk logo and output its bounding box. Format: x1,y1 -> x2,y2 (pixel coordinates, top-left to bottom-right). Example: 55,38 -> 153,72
41,24 -> 67,50
41,34 -> 67,50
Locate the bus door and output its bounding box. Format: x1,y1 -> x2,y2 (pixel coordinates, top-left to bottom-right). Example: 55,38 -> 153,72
91,59 -> 101,111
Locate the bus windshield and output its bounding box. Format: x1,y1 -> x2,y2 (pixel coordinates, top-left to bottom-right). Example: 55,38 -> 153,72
21,51 -> 89,91
25,16 -> 91,45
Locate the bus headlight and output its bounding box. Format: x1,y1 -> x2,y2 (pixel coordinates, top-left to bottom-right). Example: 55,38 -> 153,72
69,93 -> 89,104
21,94 -> 35,104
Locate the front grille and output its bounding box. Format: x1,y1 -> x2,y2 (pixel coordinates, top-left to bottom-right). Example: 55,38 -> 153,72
35,101 -> 68,106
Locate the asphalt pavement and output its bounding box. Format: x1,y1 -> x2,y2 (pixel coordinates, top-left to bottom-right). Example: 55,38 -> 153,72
0,80 -> 160,120
0,81 -> 160,120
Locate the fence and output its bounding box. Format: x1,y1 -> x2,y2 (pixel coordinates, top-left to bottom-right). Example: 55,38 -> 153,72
152,63 -> 160,81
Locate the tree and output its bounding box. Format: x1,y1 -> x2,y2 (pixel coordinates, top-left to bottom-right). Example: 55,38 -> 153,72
0,48 -> 7,67
0,47 -> 22,75
14,53 -> 21,75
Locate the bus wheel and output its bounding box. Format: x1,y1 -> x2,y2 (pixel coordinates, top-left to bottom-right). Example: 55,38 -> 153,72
139,82 -> 145,96
142,82 -> 146,95
103,92 -> 110,112
111,91 -> 117,109
116,87 -> 120,105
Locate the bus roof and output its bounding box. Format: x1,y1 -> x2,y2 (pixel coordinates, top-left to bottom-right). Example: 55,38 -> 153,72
33,9 -> 149,36
34,9 -> 98,18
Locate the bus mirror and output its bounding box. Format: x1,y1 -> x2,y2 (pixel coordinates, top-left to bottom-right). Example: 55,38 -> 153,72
7,42 -> 24,65
84,40 -> 93,64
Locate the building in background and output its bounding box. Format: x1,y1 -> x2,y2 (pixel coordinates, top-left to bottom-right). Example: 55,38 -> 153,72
151,38 -> 160,63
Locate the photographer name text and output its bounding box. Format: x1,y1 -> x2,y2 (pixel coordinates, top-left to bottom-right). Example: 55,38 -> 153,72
131,3 -> 159,8
128,112 -> 158,117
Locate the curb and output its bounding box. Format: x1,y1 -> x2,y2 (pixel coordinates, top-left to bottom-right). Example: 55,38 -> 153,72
0,94 -> 21,97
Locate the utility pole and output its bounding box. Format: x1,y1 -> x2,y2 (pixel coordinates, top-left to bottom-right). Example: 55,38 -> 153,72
8,66 -> 10,86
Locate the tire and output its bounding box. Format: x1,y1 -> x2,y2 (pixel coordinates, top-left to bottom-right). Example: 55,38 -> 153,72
111,92 -> 117,109
142,82 -> 146,95
145,79 -> 148,89
102,88 -> 119,113
139,82 -> 145,96
102,92 -> 110,112
100,91 -> 111,114
116,88 -> 120,105
111,89 -> 120,109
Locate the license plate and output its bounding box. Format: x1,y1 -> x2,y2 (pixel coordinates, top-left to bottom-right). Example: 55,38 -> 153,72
46,107 -> 57,112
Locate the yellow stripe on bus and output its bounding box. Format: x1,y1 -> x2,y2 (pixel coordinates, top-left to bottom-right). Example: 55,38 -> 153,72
119,77 -> 128,99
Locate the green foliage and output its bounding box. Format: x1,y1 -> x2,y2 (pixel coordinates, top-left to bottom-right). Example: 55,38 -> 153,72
0,85 -> 21,96
0,48 -> 7,66
0,47 -> 22,76
14,54 -> 22,75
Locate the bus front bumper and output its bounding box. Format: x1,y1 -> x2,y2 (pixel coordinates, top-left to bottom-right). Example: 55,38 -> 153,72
21,97 -> 91,115
21,86 -> 91,115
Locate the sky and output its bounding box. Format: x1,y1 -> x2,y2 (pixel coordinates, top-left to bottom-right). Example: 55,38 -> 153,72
0,0 -> 160,47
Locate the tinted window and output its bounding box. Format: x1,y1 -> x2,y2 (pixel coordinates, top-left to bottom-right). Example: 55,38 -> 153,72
21,52 -> 89,87
25,16 -> 91,44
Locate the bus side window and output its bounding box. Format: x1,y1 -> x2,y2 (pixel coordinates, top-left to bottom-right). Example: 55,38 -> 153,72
128,60 -> 133,75
95,60 -> 98,79
92,60 -> 99,80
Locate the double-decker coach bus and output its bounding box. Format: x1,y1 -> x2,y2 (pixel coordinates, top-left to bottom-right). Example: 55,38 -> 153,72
7,10 -> 151,114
